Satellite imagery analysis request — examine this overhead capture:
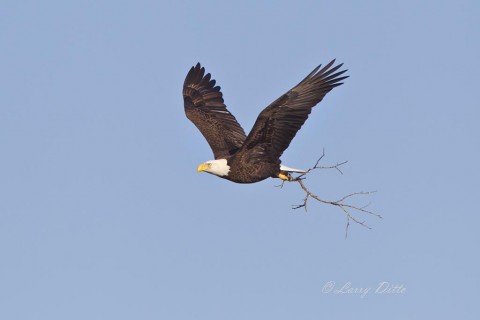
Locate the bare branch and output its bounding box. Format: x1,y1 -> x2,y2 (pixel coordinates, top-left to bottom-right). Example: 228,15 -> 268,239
294,149 -> 349,180
274,180 -> 287,188
283,151 -> 381,237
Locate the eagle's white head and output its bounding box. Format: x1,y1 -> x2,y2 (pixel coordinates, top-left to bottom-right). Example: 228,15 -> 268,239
197,159 -> 230,177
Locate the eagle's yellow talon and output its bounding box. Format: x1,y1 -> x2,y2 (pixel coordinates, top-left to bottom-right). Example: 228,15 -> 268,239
278,172 -> 291,181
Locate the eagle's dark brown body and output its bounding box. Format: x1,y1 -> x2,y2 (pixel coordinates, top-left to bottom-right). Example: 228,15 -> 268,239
224,154 -> 281,183
183,61 -> 348,184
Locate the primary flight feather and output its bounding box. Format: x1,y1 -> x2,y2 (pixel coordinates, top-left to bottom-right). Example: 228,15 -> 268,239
183,60 -> 348,183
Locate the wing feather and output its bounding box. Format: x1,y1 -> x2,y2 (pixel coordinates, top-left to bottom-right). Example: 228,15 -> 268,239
241,60 -> 348,161
183,63 -> 247,159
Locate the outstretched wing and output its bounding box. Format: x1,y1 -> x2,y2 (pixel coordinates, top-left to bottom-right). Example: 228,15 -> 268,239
241,60 -> 348,162
183,63 -> 247,159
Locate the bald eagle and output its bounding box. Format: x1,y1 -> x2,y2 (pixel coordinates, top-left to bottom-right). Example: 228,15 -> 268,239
183,60 -> 348,184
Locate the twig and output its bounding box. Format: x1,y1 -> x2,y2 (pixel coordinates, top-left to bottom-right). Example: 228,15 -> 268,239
293,148 -> 348,180
285,150 -> 381,237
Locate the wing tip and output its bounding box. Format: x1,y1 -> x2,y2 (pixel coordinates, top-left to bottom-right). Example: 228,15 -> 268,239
185,62 -> 207,86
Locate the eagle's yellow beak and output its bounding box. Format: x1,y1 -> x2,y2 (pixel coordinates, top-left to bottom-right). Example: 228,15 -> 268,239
197,163 -> 210,172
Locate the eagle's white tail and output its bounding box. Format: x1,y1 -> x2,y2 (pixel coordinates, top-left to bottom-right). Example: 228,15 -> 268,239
280,165 -> 307,173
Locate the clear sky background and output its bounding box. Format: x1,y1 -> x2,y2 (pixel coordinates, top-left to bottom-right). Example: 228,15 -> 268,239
1,1 -> 479,319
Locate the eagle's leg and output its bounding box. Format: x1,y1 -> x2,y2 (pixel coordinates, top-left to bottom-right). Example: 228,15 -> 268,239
278,172 -> 293,181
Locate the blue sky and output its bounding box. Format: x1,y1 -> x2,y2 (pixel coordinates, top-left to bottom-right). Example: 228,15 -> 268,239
1,1 -> 479,319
